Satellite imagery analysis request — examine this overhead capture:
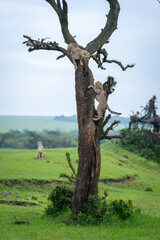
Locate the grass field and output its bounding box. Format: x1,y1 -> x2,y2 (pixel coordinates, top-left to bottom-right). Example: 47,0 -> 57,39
0,143 -> 160,239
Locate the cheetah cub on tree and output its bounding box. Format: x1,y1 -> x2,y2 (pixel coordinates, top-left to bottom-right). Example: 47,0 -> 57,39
88,81 -> 121,121
67,43 -> 90,71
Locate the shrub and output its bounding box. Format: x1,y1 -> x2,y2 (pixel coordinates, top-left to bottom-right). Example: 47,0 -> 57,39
109,199 -> 134,220
145,187 -> 153,192
81,195 -> 108,223
75,198 -> 136,225
45,185 -> 74,216
45,186 -> 137,224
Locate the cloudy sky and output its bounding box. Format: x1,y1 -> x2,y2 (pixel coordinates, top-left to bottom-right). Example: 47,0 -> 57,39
0,0 -> 160,117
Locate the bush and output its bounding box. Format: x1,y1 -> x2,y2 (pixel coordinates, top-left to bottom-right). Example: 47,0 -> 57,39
81,197 -> 136,223
145,187 -> 153,192
109,199 -> 134,220
81,195 -> 108,223
45,185 -> 74,216
119,127 -> 160,163
46,186 -> 137,225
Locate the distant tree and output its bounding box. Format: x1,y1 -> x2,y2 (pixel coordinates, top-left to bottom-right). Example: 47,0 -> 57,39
0,135 -> 6,148
0,130 -> 77,149
23,0 -> 134,215
25,131 -> 40,149
120,126 -> 160,163
129,96 -> 160,135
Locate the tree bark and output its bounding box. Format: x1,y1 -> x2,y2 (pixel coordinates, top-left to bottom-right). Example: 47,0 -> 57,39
73,61 -> 101,215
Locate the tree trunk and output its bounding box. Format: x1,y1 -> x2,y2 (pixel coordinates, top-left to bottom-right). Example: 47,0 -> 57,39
73,61 -> 101,215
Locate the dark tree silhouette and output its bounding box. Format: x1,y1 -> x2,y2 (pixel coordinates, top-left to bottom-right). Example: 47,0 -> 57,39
23,0 -> 134,215
129,96 -> 160,135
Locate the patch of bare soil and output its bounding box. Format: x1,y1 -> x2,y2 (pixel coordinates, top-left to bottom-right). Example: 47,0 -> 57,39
0,179 -> 64,187
0,199 -> 39,206
0,175 -> 138,188
99,174 -> 138,184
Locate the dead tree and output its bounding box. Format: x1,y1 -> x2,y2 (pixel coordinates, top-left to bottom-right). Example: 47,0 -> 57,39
141,95 -> 157,120
23,0 -> 134,215
129,96 -> 160,135
129,111 -> 142,130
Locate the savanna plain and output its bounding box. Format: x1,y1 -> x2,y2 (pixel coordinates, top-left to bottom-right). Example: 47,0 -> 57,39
0,142 -> 160,240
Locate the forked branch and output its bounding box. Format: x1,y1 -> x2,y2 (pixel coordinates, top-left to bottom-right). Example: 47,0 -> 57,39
45,0 -> 120,57
86,0 -> 120,54
45,0 -> 76,44
101,119 -> 121,140
24,1 -> 134,72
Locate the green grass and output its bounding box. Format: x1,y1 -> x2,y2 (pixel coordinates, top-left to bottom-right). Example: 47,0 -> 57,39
0,148 -> 78,180
0,205 -> 160,240
0,142 -> 160,239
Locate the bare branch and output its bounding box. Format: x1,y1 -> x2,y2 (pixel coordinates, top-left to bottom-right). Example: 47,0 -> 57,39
23,35 -> 72,62
105,59 -> 135,71
91,48 -> 108,69
105,120 -> 120,135
45,0 -> 59,12
86,0 -> 120,54
59,173 -> 75,183
57,0 -> 62,9
102,114 -> 111,128
91,55 -> 106,70
101,120 -> 120,140
91,48 -> 135,71
45,0 -> 76,44
104,135 -> 122,140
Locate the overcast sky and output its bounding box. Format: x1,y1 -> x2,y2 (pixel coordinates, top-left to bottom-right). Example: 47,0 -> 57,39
0,0 -> 160,117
